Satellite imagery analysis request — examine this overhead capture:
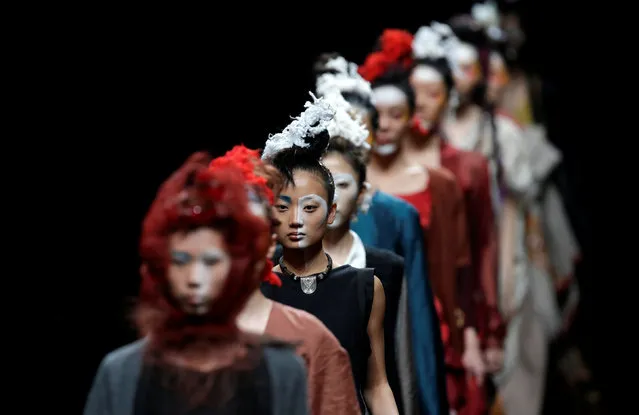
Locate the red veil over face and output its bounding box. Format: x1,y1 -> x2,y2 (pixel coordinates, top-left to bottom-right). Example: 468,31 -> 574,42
136,152 -> 271,349
209,145 -> 282,287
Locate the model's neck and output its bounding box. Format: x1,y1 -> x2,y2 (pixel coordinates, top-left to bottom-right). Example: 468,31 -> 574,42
281,242 -> 328,276
324,224 -> 354,259
371,147 -> 401,170
235,289 -> 273,335
405,126 -> 442,150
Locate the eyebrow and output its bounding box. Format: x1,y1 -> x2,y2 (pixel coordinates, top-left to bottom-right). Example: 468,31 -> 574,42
299,195 -> 325,203
278,195 -> 292,203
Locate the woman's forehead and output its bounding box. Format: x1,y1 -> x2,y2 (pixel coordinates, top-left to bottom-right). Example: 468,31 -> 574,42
281,171 -> 327,197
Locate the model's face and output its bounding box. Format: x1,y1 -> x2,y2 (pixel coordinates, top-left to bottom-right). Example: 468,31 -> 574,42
487,52 -> 510,104
371,85 -> 411,155
322,152 -> 362,229
168,228 -> 231,315
274,170 -> 336,249
452,42 -> 481,97
410,65 -> 449,129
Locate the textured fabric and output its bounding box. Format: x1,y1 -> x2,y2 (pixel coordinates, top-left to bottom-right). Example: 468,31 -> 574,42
398,167 -> 471,354
353,190 -> 448,414
344,230 -> 367,269
265,302 -> 360,415
262,265 -> 374,413
83,339 -> 309,415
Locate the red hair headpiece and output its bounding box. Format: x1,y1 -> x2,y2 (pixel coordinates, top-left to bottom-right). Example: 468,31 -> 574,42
358,29 -> 414,83
137,152 -> 271,347
208,145 -> 274,204
209,145 -> 282,287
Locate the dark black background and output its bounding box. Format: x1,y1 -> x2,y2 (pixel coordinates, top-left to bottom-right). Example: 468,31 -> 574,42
45,2 -> 607,412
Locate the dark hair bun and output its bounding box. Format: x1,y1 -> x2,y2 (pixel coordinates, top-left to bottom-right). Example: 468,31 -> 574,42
313,52 -> 342,77
448,14 -> 488,47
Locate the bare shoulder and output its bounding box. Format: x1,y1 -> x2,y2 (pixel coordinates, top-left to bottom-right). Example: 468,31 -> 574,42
372,275 -> 386,304
373,275 -> 384,293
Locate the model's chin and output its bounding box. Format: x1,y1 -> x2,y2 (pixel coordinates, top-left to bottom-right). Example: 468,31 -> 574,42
373,143 -> 398,156
328,214 -> 343,229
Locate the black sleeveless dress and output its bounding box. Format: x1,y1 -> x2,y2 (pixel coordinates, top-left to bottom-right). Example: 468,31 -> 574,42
261,264 -> 375,413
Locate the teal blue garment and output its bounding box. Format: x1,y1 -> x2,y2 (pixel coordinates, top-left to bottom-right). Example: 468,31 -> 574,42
352,190 -> 448,415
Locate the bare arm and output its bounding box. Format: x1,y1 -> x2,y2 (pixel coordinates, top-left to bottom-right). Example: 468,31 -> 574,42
364,276 -> 399,414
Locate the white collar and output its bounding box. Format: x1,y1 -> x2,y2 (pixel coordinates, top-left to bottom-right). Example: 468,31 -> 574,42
344,230 -> 367,268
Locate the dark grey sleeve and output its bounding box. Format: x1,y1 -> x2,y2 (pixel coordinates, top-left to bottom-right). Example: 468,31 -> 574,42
83,357 -> 113,415
265,347 -> 309,415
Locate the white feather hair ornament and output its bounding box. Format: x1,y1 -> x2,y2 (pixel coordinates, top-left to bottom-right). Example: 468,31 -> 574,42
471,1 -> 500,28
412,22 -> 464,79
471,1 -> 505,41
261,92 -> 336,161
322,91 -> 371,150
315,55 -> 372,100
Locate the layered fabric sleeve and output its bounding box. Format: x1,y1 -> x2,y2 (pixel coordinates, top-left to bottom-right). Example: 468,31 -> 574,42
452,178 -> 476,330
266,347 -> 310,415
401,207 -> 449,415
495,116 -> 535,198
309,331 -> 361,414
84,358 -> 113,415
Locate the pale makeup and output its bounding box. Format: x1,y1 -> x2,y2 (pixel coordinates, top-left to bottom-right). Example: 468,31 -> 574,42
412,65 -> 444,83
371,85 -> 407,106
328,172 -> 358,229
170,242 -> 230,315
373,143 -> 399,156
277,193 -> 328,248
372,85 -> 410,156
410,66 -> 448,129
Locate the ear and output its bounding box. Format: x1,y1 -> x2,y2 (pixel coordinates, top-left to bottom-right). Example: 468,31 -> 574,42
140,263 -> 149,276
356,184 -> 367,207
326,202 -> 337,225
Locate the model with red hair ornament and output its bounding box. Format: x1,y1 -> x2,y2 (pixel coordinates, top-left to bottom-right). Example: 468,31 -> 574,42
84,152 -> 309,415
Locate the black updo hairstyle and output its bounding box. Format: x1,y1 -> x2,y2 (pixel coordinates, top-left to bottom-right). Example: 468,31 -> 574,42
313,52 -> 376,117
326,136 -> 369,192
312,52 -> 342,77
369,65 -> 416,130
269,128 -> 336,207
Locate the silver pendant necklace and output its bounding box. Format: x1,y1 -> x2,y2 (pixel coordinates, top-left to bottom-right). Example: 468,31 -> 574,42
279,254 -> 333,295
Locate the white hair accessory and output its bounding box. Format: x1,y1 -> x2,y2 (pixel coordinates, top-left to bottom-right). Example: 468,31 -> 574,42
261,92 -> 336,161
471,1 -> 505,41
323,91 -> 371,150
412,22 -> 464,78
315,55 -> 372,100
316,73 -> 373,100
471,1 -> 500,28
413,26 -> 446,59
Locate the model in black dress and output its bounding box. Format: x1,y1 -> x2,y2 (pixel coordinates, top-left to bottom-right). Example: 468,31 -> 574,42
260,94 -> 398,414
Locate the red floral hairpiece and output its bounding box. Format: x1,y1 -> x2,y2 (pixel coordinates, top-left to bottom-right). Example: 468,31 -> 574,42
209,145 -> 274,204
358,29 -> 414,83
209,145 -> 281,287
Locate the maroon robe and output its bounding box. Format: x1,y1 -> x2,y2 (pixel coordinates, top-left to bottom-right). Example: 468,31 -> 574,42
440,142 -> 505,349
